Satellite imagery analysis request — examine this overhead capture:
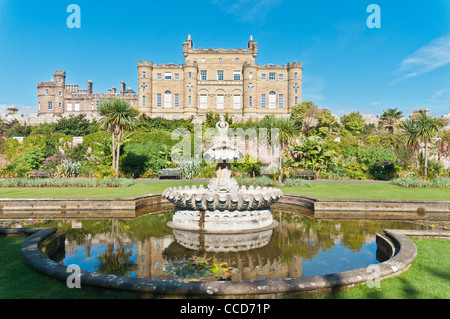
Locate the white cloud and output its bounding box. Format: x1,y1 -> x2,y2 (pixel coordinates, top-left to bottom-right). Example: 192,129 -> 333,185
431,87 -> 450,98
211,0 -> 283,23
396,33 -> 450,79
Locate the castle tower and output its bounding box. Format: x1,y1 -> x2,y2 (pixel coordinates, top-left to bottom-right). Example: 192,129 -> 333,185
242,61 -> 258,118
137,60 -> 153,114
182,60 -> 198,117
287,62 -> 302,112
54,70 -> 66,114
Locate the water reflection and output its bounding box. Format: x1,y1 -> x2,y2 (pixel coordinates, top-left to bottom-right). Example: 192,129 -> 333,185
39,212 -> 422,281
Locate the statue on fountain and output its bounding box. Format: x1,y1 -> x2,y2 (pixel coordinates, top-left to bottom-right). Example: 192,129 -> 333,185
204,115 -> 243,193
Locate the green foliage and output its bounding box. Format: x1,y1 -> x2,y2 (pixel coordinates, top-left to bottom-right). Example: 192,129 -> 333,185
390,176 -> 450,188
233,154 -> 261,177
0,177 -> 135,187
340,112 -> 365,135
178,160 -> 201,179
135,114 -> 194,132
53,114 -> 99,136
121,142 -> 167,178
55,159 -> 80,178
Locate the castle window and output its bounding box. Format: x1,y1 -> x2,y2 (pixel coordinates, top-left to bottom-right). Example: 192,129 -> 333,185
59,78 -> 62,83
269,73 -> 276,81
235,58 -> 239,62
59,103 -> 62,109
45,89 -> 48,95
219,58 -> 223,62
234,71 -> 241,81
59,91 -> 62,96
164,90 -> 172,108
233,95 -> 241,109
48,102 -> 53,110
199,94 -> 207,109
269,91 -> 276,108
200,70 -> 207,81
188,96 -> 191,107
294,72 -> 298,80
261,74 -> 266,81
249,72 -> 253,79
217,70 -> 224,81
188,72 -> 192,79
279,74 -> 284,81
157,73 -> 162,80
165,72 -> 172,80
261,94 -> 266,108
295,96 -> 298,106
67,103 -> 72,111
278,94 -> 284,108
143,96 -> 146,107
174,73 -> 180,80
216,95 -> 224,109
249,96 -> 253,108
143,71 -> 146,78
157,94 -> 162,108
174,94 -> 180,108
74,103 -> 80,112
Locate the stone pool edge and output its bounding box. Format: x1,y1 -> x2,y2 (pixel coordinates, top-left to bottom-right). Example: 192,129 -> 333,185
9,226 -> 447,298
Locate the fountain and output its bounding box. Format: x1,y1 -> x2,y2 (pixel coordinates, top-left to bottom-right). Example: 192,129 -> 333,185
163,115 -> 283,233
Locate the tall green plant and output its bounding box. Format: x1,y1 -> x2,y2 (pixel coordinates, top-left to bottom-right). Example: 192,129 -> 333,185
98,98 -> 139,178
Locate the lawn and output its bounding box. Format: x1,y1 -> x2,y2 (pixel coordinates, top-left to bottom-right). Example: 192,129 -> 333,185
0,181 -> 448,201
0,235 -> 448,299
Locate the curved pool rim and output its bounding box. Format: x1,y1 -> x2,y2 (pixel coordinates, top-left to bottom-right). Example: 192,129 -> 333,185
16,225 -> 426,297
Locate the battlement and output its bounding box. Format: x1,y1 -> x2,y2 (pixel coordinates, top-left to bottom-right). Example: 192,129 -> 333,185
183,35 -> 258,58
287,61 -> 303,69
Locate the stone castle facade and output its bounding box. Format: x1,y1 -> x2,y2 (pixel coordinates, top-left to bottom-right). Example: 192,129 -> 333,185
35,36 -> 302,121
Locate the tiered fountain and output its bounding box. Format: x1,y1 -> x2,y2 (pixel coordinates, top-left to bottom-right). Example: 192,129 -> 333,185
163,115 -> 282,234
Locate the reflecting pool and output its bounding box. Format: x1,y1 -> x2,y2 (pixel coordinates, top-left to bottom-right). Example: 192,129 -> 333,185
9,212 -> 425,281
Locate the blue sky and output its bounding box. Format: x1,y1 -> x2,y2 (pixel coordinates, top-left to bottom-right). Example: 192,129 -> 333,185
0,0 -> 449,117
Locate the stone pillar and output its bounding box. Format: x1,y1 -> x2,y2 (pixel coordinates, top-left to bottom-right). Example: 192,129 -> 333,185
138,60 -> 153,115
287,62 -> 303,113
183,60 -> 198,118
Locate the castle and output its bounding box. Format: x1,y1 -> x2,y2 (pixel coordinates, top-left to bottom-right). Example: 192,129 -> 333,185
36,36 -> 302,121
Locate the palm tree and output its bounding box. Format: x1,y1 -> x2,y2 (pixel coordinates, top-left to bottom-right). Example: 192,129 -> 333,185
400,118 -> 420,169
401,112 -> 442,179
98,98 -> 139,178
380,108 -> 403,134
257,116 -> 300,182
413,112 -> 442,179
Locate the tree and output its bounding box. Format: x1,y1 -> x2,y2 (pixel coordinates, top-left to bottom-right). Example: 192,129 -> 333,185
380,108 -> 403,134
340,112 -> 365,135
401,112 -> 443,179
257,116 -> 300,182
98,98 -> 139,178
412,112 -> 443,179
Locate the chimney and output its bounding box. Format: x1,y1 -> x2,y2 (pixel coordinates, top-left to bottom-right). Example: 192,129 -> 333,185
111,87 -> 116,94
121,81 -> 126,95
88,80 -> 93,94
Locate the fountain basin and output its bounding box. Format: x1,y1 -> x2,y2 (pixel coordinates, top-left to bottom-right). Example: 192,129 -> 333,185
162,185 -> 283,211
168,207 -> 277,232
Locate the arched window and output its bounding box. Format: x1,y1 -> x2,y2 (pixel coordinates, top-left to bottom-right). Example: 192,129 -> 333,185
268,91 -> 276,109
164,90 -> 172,108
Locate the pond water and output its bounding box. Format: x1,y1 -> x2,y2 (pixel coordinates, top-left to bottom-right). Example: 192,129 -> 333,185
23,211 -> 424,282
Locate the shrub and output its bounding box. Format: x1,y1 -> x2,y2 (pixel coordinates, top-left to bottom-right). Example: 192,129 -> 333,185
55,159 -> 80,178
283,178 -> 311,187
0,178 -> 135,187
178,160 -> 201,179
390,177 -> 450,188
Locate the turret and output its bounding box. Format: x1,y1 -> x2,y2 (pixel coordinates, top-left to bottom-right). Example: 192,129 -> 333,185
287,62 -> 303,112
182,60 -> 198,116
137,60 -> 153,113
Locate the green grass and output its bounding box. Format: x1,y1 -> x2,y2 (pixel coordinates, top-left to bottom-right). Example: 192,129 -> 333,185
321,238 -> 450,299
0,181 -> 448,201
0,235 -> 106,299
1,236 -> 448,299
